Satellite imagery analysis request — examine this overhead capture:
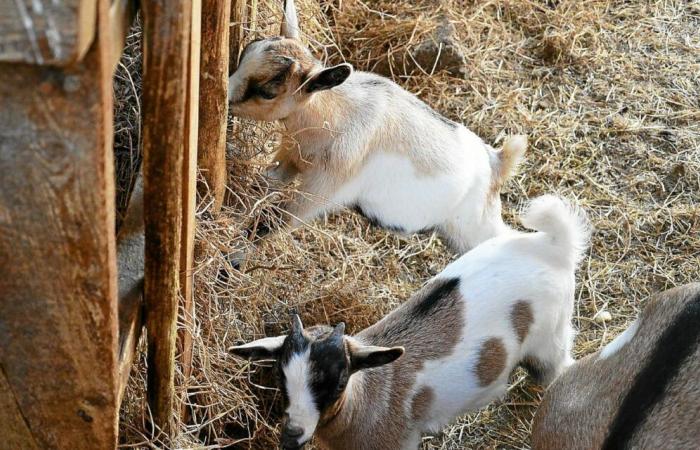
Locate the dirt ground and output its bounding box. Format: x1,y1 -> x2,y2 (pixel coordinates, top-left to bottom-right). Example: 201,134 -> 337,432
118,1 -> 700,448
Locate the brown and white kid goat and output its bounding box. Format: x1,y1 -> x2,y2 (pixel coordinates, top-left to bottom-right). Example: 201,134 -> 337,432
230,195 -> 589,450
532,283 -> 700,450
228,0 -> 527,254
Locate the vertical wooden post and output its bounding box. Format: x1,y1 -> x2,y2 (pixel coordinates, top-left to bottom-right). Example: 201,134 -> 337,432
0,1 -> 119,448
180,0 -> 202,400
198,0 -> 232,213
229,0 -> 248,71
141,0 -> 192,436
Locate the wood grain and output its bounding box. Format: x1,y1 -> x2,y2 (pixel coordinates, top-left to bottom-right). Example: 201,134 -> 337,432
197,0 -> 231,213
229,0 -> 248,72
0,0 -> 96,66
179,0 -> 201,409
141,0 -> 192,436
0,1 -> 118,448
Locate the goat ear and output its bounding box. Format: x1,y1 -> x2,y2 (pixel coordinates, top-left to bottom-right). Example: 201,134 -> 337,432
305,63 -> 353,93
229,335 -> 286,361
281,0 -> 300,39
349,344 -> 404,373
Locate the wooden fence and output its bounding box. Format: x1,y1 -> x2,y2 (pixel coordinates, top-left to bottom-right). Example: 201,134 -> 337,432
0,0 -> 249,447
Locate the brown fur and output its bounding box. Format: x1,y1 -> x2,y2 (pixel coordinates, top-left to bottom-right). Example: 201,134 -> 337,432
510,300 -> 533,343
411,386 -> 434,422
475,337 -> 507,386
532,284 -> 700,450
315,278 -> 465,450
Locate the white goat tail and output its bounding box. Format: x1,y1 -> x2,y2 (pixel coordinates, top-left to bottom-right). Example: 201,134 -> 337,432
491,135 -> 527,190
521,194 -> 590,266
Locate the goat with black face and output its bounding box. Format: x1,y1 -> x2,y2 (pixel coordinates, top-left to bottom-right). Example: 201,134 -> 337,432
230,195 -> 589,450
230,315 -> 403,449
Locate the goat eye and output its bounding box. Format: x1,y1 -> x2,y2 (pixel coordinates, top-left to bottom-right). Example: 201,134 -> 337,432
258,90 -> 276,100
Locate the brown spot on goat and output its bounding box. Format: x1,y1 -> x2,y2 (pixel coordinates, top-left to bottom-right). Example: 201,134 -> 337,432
411,386 -> 434,422
475,337 -> 506,386
511,300 -> 533,343
316,277 -> 464,450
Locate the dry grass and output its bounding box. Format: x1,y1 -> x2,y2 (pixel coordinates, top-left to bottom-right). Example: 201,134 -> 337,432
117,0 -> 700,449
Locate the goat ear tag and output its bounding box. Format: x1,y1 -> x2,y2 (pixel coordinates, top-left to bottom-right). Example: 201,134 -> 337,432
306,64 -> 353,93
229,335 -> 286,360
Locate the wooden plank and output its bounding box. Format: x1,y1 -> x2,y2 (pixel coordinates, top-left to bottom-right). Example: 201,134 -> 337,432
141,0 -> 192,436
180,0 -> 201,399
0,1 -> 118,448
197,0 -> 231,213
0,0 -> 96,66
229,0 -> 247,71
108,0 -> 138,71
116,174 -> 145,408
0,368 -> 40,450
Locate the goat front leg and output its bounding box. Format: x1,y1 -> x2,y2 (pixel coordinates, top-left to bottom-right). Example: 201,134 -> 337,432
265,136 -> 310,187
228,178 -> 337,270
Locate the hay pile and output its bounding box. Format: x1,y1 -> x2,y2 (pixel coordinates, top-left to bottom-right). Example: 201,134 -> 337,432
118,0 -> 700,448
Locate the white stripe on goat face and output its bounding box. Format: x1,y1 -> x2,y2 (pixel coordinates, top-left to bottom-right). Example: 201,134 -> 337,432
284,348 -> 320,444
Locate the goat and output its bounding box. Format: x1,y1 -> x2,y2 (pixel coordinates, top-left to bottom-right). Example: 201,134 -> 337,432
230,195 -> 589,450
228,0 -> 527,255
531,283 -> 700,450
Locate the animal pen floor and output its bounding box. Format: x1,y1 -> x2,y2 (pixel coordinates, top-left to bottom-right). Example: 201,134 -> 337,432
117,1 -> 700,448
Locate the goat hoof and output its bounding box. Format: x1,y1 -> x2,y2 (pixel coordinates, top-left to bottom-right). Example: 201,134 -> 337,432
226,250 -> 247,272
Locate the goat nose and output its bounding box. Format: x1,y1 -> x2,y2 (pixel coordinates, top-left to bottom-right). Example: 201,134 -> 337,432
282,424 -> 304,438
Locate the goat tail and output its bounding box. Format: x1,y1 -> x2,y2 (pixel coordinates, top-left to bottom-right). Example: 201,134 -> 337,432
490,135 -> 527,192
521,195 -> 591,266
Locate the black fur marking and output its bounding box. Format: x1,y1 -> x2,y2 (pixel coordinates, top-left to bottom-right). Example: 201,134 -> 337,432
242,62 -> 293,101
520,356 -> 552,384
361,78 -> 388,88
412,277 -> 460,318
306,65 -> 352,93
308,337 -> 350,413
351,203 -> 405,233
602,293 -> 700,450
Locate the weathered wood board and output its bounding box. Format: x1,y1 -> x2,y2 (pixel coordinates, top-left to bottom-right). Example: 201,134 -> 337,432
0,0 -> 96,65
180,0 -> 202,396
198,0 -> 231,213
141,0 -> 194,436
0,1 -> 119,448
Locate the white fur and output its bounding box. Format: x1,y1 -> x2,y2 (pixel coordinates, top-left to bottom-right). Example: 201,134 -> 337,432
282,72 -> 524,252
233,335 -> 286,354
324,196 -> 588,449
283,349 -> 320,444
231,48 -> 525,252
599,320 -> 639,360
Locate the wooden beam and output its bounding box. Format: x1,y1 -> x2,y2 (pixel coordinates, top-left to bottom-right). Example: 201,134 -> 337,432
0,0 -> 118,448
197,0 -> 231,213
179,0 -> 201,398
0,0 -> 96,65
229,0 -> 248,72
116,174 -> 145,408
141,0 -> 192,437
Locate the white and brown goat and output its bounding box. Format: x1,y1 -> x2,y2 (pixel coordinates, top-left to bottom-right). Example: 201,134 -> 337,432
532,283 -> 700,450
228,0 -> 527,254
230,195 -> 589,450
